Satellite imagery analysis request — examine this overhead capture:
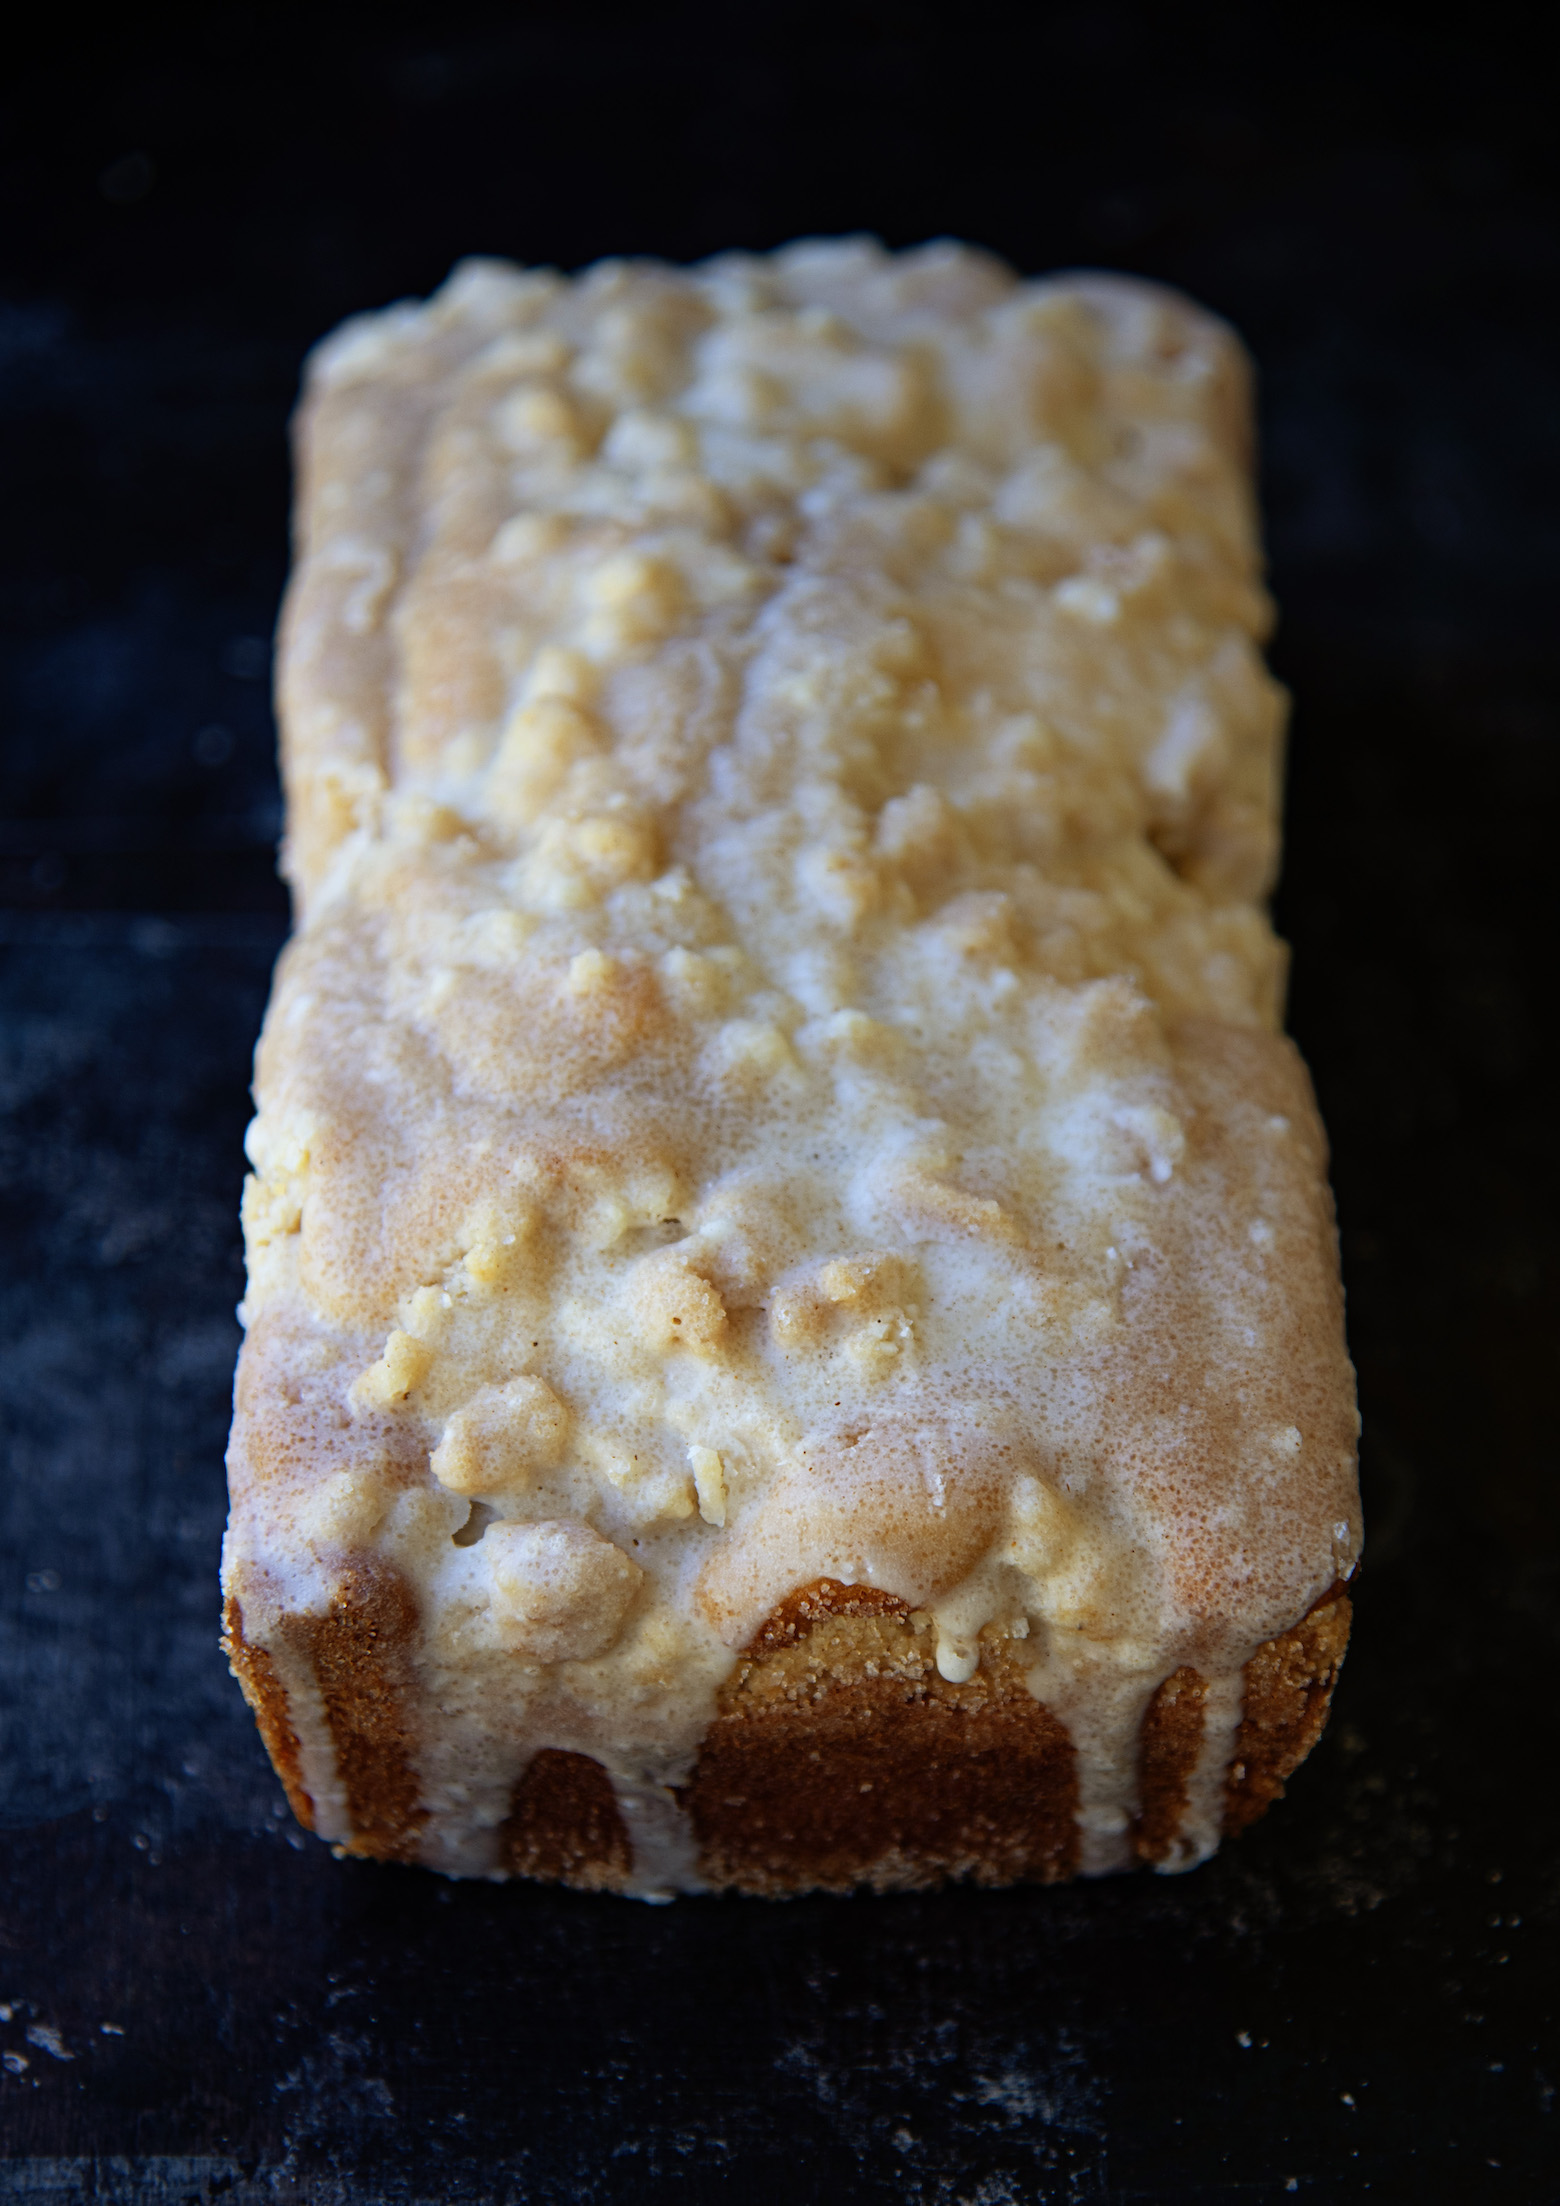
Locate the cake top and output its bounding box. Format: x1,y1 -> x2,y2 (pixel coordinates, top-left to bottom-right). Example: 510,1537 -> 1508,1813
230,241 -> 1358,1819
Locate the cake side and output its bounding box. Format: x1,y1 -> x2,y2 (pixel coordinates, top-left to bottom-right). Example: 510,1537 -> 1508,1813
223,1575 -> 1351,1892
223,238 -> 1360,1894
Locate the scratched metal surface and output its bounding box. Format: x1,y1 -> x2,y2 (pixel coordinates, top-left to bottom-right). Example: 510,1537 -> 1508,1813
2,8 -> 1557,2199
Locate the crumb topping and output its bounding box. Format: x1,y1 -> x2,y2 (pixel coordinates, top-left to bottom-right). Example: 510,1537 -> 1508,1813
224,240 -> 1359,1881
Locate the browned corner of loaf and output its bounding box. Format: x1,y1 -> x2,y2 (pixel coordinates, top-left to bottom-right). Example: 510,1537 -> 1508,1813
685,1578 -> 1080,1895
1224,1587 -> 1353,1837
222,1594 -> 316,1831
285,1563 -> 427,1864
500,1749 -> 634,1891
1134,1665 -> 1208,1866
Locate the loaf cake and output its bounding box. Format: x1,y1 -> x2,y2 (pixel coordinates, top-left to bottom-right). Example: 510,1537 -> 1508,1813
222,238 -> 1360,1895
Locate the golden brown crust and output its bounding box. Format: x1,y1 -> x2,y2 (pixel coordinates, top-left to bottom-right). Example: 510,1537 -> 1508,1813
1224,1587 -> 1352,1835
499,1749 -> 634,1889
1133,1585 -> 1353,1864
285,1564 -> 426,1862
682,1580 -> 1079,1894
747,1577 -> 918,1656
223,1594 -> 316,1831
1134,1664 -> 1207,1866
228,1573 -> 1350,1888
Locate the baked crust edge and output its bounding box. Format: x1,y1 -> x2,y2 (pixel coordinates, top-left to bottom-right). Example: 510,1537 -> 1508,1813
226,1577 -> 1351,1892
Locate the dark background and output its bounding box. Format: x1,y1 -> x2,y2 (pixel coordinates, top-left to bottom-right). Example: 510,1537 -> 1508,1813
2,4 -> 1557,2198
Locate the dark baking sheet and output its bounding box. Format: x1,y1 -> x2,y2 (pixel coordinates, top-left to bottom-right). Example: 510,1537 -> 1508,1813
2,9 -> 1557,2198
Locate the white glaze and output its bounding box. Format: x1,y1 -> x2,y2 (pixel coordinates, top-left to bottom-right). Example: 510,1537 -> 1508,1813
222,241 -> 1361,1886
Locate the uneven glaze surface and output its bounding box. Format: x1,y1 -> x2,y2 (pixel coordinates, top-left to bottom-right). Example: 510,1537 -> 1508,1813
222,239 -> 1360,1886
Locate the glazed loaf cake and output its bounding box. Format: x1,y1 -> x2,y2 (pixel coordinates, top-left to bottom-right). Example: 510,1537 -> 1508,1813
223,238 -> 1360,1895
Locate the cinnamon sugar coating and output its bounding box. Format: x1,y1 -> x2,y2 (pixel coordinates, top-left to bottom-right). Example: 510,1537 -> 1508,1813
223,239 -> 1359,1891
